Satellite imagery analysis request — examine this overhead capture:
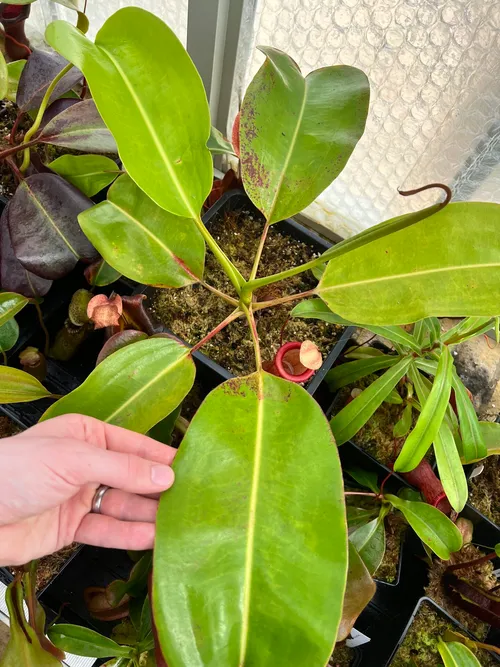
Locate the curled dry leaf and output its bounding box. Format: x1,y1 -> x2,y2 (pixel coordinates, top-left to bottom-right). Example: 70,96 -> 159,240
87,294 -> 123,329
300,340 -> 322,370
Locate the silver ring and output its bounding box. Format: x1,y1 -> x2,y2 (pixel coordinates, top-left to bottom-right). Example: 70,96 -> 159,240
91,485 -> 110,514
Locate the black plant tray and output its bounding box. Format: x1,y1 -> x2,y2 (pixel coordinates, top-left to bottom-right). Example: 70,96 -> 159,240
137,189 -> 355,411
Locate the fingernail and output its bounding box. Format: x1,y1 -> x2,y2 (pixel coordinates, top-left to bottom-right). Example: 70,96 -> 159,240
151,465 -> 174,487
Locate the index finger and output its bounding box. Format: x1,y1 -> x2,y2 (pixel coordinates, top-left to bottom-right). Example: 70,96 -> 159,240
20,414 -> 178,465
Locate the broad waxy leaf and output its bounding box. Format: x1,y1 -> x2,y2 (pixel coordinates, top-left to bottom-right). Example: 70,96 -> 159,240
0,292 -> 29,326
452,372 -> 487,463
394,348 -> 453,472
317,202 -> 500,324
208,126 -> 236,156
41,338 -> 195,433
154,371 -> 348,667
393,403 -> 413,438
0,318 -> 19,352
0,204 -> 53,297
48,625 -> 134,659
291,298 -> 352,325
326,355 -> 399,391
106,552 -> 152,606
330,355 -> 412,445
46,8 -> 213,218
240,47 -> 369,224
8,173 -> 98,280
16,49 -> 81,112
345,467 -> 379,493
96,330 -> 148,366
337,542 -> 376,642
0,366 -> 51,403
49,154 -> 121,196
6,60 -> 25,103
79,174 -> 205,287
385,494 -> 462,559
434,421 -> 468,513
0,50 -> 7,100
349,512 -> 386,576
437,639 -> 482,667
346,506 -> 379,532
37,99 -> 118,153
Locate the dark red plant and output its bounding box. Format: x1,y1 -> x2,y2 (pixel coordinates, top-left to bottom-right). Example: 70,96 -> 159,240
401,459 -> 452,515
0,2 -> 31,60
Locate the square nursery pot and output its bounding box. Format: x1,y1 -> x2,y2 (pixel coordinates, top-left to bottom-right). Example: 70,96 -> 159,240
386,597 -> 500,666
136,189 -> 355,411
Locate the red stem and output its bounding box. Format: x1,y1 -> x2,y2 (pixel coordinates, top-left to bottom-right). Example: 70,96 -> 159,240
190,310 -> 241,354
9,111 -> 24,145
447,552 -> 496,573
0,139 -> 39,162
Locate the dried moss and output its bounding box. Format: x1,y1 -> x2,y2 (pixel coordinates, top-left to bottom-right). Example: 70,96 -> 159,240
390,601 -> 497,667
425,543 -> 497,640
329,642 -> 356,666
149,209 -> 344,377
468,456 -> 500,526
35,544 -> 80,591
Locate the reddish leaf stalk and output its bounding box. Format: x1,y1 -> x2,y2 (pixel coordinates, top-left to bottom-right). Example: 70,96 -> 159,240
253,288 -> 316,311
190,309 -> 241,354
398,182 -> 452,207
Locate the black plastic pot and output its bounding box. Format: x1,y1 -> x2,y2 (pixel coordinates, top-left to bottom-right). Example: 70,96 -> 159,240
137,189 -> 355,410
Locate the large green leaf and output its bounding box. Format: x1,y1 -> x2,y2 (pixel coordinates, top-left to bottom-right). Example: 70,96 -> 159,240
48,625 -> 134,659
437,639 -> 482,667
78,174 -> 205,287
0,318 -> 19,352
434,422 -> 468,513
154,371 -> 347,667
317,202 -> 500,324
291,298 -> 352,325
337,542 -> 376,642
6,60 -> 25,103
349,511 -> 386,576
385,494 -> 462,560
46,8 -> 212,218
208,126 -> 236,156
0,50 -> 8,100
452,372 -> 487,463
240,47 -> 369,224
330,356 -> 412,445
41,338 -> 195,432
345,467 -> 379,494
0,366 -> 51,403
49,154 -> 121,196
326,355 -> 399,391
0,292 -> 29,326
394,348 -> 453,472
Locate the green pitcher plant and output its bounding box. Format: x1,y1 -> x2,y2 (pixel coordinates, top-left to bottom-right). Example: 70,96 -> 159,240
0,5 -> 499,666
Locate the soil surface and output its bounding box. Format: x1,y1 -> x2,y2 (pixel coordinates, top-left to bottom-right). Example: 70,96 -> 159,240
425,543 -> 497,640
148,208 -> 344,377
390,600 -> 497,667
468,455 -> 500,525
329,642 -> 356,666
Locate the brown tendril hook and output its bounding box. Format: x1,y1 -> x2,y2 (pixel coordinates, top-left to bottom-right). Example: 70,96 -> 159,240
397,182 -> 452,207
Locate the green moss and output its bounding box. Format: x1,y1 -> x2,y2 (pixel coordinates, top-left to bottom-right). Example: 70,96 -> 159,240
329,642 -> 355,666
390,601 -> 497,667
149,208 -> 344,377
468,456 -> 500,526
425,543 -> 497,640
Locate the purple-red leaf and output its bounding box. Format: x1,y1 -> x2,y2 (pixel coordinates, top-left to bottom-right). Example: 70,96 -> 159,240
0,203 -> 52,297
16,49 -> 82,112
36,99 -> 118,154
41,97 -> 80,126
8,173 -> 98,280
96,330 -> 148,366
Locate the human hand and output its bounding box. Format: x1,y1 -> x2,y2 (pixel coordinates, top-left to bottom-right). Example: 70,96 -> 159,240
0,414 -> 176,566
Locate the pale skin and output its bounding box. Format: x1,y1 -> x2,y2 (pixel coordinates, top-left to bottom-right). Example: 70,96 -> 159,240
0,413 -> 176,566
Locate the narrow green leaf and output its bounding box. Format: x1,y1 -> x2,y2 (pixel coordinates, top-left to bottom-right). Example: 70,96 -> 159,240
437,638 -> 482,667
385,494 -> 462,560
337,542 -> 376,642
311,263 -> 326,281
6,60 -> 26,103
291,298 -> 353,325
0,318 -> 19,352
330,356 -> 412,445
345,467 -> 379,493
441,317 -> 494,345
0,292 -> 29,326
326,355 -> 399,391
49,154 -> 121,196
384,388 -> 404,404
393,404 -> 413,438
41,338 -> 195,433
0,366 -> 51,403
466,421 -> 500,461
394,348 -> 453,472
413,320 -> 427,346
240,47 -> 369,224
434,422 -> 468,512
48,625 -> 134,659
362,325 -> 422,354
452,372 -> 487,463
0,50 -> 8,100
346,506 -> 379,532
79,174 -> 205,287
345,346 -> 385,360
46,8 -> 212,218
414,357 -> 439,375
207,126 -> 236,156
154,371 -> 348,666
317,202 -> 500,324
495,544 -> 500,558
349,513 -> 386,576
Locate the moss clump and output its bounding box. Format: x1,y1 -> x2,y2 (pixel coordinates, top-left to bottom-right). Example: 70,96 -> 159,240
0,415 -> 20,438
329,642 -> 356,666
149,209 -> 344,377
390,601 -> 497,667
425,543 -> 497,640
468,456 -> 500,526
